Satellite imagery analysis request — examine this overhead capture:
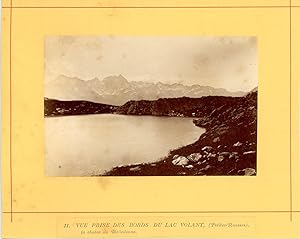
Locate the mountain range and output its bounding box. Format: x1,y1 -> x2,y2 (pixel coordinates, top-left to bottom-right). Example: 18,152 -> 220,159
45,75 -> 246,106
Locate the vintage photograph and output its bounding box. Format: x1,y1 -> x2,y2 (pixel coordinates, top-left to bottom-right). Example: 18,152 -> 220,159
44,36 -> 257,176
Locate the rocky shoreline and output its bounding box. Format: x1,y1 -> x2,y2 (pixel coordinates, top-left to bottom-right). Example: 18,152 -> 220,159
103,91 -> 257,176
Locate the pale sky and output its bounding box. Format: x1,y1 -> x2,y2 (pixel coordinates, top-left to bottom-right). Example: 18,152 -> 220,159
45,36 -> 257,92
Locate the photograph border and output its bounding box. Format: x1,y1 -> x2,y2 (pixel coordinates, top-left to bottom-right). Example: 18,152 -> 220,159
2,0 -> 297,224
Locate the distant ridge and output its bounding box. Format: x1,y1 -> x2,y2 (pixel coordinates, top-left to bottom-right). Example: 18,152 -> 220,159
45,74 -> 247,106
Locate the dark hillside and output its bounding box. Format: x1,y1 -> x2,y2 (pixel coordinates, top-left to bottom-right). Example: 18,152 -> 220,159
44,98 -> 117,116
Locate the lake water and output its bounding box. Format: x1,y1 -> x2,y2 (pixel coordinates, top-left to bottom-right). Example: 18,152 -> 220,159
45,114 -> 205,176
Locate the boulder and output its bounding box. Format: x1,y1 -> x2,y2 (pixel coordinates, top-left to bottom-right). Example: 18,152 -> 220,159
207,153 -> 216,159
237,168 -> 256,176
244,168 -> 256,175
172,156 -> 189,166
218,152 -> 230,162
219,152 -> 230,156
201,146 -> 213,152
187,153 -> 202,162
229,152 -> 239,159
129,166 -> 141,172
243,151 -> 256,155
213,137 -> 220,143
173,154 -> 180,159
186,165 -> 194,169
233,141 -> 243,147
218,155 -> 225,162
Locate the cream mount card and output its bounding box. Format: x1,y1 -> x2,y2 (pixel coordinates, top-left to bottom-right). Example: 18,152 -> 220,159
2,0 -> 300,238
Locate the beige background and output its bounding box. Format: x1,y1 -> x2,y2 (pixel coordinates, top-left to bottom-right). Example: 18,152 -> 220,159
2,0 -> 300,237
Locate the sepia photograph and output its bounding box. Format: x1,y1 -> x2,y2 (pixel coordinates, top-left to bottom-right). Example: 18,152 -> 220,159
44,36 -> 257,176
